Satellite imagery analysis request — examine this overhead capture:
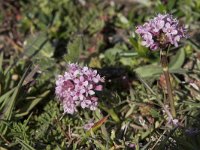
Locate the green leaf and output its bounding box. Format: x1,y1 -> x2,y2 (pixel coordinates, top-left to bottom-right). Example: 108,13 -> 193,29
99,104 -> 120,123
129,37 -> 138,50
169,48 -> 185,70
135,64 -> 162,78
0,88 -> 16,109
15,90 -> 50,117
115,13 -> 130,29
150,109 -> 160,118
167,0 -> 176,10
120,57 -> 138,67
89,17 -> 104,34
16,138 -> 35,150
24,32 -> 55,70
93,140 -> 107,150
37,57 -> 55,70
24,33 -> 53,58
156,3 -> 166,13
130,38 -> 149,57
103,48 -> 123,65
64,36 -> 83,62
135,49 -> 185,78
0,65 -> 31,135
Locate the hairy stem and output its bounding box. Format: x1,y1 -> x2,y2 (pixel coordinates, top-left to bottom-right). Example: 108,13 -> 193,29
160,50 -> 176,118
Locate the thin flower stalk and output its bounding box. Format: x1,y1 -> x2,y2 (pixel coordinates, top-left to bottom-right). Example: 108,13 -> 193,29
160,49 -> 176,117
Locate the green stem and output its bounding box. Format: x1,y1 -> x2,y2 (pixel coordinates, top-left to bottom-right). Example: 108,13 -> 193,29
160,50 -> 176,118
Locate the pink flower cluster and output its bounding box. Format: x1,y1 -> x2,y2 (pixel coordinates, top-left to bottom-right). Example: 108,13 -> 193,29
55,63 -> 104,114
136,14 -> 187,50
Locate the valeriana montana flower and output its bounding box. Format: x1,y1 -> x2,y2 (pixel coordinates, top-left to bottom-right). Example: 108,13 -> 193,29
55,63 -> 104,114
135,14 -> 187,50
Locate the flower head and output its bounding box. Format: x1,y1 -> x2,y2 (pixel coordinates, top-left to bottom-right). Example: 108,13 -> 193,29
55,63 -> 104,114
135,14 -> 187,50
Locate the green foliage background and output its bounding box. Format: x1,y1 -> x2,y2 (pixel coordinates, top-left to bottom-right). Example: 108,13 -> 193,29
0,0 -> 200,149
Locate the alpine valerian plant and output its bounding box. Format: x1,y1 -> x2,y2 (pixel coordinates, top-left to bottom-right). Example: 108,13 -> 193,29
136,14 -> 187,118
55,63 -> 104,114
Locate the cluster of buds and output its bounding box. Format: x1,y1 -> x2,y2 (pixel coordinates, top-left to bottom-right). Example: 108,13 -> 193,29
136,14 -> 187,50
55,63 -> 104,114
